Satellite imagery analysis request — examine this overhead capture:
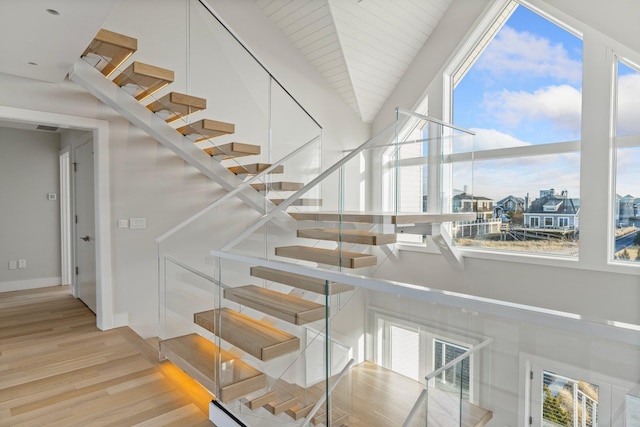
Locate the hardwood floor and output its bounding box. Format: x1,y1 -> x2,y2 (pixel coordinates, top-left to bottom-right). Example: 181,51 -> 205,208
0,286 -> 213,427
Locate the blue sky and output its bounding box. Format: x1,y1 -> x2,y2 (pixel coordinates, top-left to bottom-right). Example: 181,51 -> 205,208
454,5 -> 583,145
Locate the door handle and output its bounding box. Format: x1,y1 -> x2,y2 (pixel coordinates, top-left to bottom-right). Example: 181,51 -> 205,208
80,235 -> 94,242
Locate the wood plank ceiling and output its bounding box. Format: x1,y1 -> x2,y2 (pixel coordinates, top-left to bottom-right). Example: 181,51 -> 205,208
257,0 -> 453,123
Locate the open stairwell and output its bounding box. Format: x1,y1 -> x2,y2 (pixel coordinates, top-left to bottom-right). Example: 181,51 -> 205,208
78,24 -> 492,427
72,27 -> 284,214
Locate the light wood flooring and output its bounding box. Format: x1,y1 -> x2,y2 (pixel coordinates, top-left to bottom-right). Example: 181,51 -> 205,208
0,285 -> 213,427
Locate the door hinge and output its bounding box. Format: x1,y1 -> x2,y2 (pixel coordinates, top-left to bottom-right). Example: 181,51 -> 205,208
529,416 -> 533,425
75,266 -> 79,275
73,162 -> 77,172
530,371 -> 533,380
75,215 -> 78,224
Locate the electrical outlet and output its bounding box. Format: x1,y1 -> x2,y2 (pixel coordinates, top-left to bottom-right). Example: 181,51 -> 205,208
18,259 -> 26,269
9,260 -> 17,270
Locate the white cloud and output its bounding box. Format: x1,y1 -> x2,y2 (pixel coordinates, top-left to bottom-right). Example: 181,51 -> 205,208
476,26 -> 581,84
471,128 -> 531,150
617,72 -> 640,135
483,85 -> 582,134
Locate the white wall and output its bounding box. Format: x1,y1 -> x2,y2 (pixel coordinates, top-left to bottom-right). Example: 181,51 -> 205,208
0,127 -> 61,291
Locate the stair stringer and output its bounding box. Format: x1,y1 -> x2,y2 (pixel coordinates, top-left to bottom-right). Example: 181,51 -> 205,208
69,58 -> 272,216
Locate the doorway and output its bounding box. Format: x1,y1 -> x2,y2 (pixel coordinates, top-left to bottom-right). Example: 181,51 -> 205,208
1,105 -> 114,329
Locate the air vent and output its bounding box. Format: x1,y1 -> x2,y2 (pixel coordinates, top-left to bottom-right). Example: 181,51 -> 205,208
36,125 -> 59,132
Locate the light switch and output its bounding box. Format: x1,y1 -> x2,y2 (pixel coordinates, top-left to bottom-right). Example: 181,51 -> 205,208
8,260 -> 17,270
18,259 -> 26,269
118,219 -> 129,229
129,217 -> 147,229
48,193 -> 57,201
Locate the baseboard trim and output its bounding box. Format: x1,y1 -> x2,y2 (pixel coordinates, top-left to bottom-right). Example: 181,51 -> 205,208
0,277 -> 62,293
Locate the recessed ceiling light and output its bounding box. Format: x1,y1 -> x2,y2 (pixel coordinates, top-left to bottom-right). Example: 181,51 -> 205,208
28,62 -> 38,66
46,9 -> 60,15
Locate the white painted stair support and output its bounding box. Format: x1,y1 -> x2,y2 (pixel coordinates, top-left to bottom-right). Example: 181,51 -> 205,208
69,58 -> 267,214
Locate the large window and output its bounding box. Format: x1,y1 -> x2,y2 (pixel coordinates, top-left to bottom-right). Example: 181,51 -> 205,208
613,60 -> 640,263
448,2 -> 582,256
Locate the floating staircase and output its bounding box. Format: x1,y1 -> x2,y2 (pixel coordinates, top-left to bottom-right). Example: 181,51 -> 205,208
228,163 -> 284,176
275,245 -> 378,268
76,27 -> 283,215
271,198 -> 323,206
80,25 -> 490,427
224,285 -> 325,325
176,118 -> 235,142
81,28 -> 137,77
297,228 -> 396,245
312,408 -> 349,426
159,333 -> 266,403
112,61 -> 174,101
204,142 -> 260,160
147,92 -> 207,123
193,308 -> 300,361
250,266 -> 354,294
251,181 -> 304,192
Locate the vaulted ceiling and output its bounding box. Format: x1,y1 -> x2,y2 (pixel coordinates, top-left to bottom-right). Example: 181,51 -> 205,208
257,0 -> 453,123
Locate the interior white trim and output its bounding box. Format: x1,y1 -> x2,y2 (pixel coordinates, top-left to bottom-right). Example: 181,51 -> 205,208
0,105 -> 115,330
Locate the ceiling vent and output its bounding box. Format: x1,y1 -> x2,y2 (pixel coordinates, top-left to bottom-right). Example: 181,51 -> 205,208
36,124 -> 59,132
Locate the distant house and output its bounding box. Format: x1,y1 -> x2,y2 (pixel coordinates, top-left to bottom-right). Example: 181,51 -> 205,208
614,194 -> 640,226
524,189 -> 579,229
497,195 -> 526,212
452,193 -> 495,220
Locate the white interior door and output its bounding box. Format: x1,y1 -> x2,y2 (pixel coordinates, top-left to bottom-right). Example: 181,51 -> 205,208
74,140 -> 96,313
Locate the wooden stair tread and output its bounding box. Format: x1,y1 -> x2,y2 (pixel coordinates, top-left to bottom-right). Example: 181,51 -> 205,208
112,61 -> 174,101
82,28 -> 137,77
312,408 -> 348,426
203,142 -> 260,159
146,92 -> 206,123
275,246 -> 377,269
247,391 -> 277,410
289,211 -> 477,224
193,307 -> 299,361
160,333 -> 266,403
271,198 -> 322,206
297,228 -> 396,245
265,396 -> 298,415
286,403 -> 315,420
224,285 -> 325,325
177,119 -> 235,142
228,163 -> 284,175
250,266 -> 354,295
251,182 -> 304,192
